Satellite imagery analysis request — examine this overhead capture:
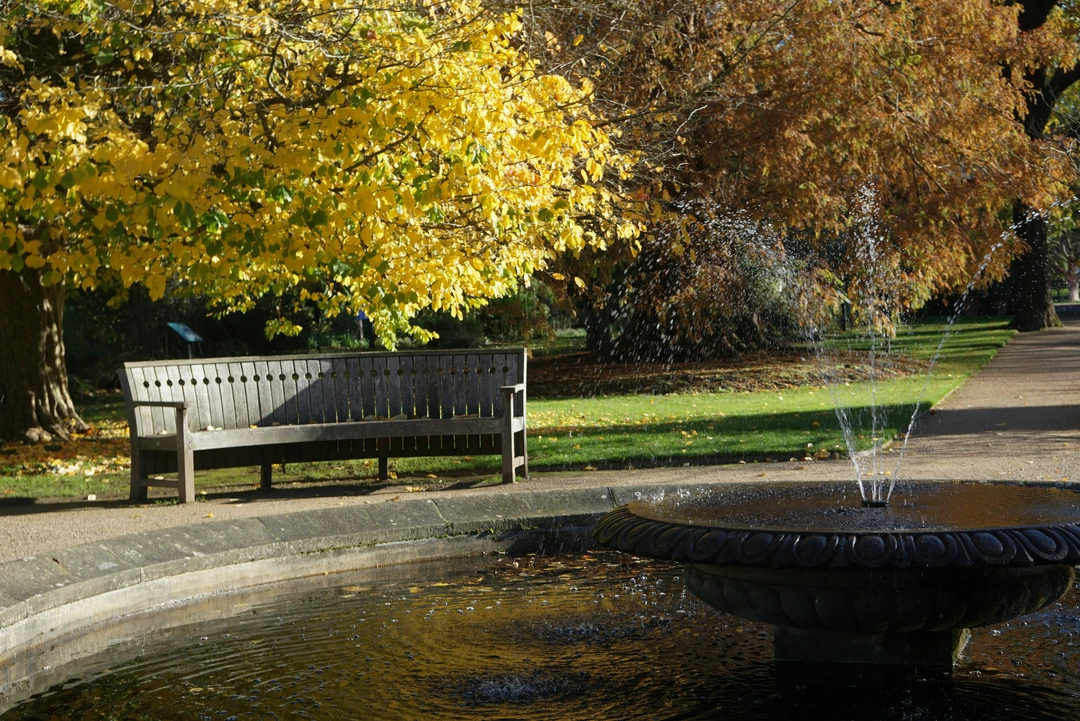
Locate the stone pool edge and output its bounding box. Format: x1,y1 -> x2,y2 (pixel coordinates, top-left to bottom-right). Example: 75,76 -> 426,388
0,482 -> 714,671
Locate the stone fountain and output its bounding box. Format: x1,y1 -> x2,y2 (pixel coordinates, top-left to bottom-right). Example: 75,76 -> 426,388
594,480 -> 1080,669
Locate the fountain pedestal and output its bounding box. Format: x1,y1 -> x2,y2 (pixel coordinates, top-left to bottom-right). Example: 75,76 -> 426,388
685,562 -> 1073,667
594,481 -> 1080,669
774,627 -> 969,667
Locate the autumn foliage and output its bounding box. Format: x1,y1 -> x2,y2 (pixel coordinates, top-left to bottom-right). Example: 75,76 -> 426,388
0,0 -> 635,344
3,0 -> 1080,440
522,0 -> 1079,351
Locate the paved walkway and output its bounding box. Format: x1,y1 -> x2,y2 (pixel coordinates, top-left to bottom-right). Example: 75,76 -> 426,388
1,321 -> 1077,564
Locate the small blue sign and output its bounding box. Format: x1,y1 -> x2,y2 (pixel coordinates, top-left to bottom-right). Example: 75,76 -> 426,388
167,322 -> 203,343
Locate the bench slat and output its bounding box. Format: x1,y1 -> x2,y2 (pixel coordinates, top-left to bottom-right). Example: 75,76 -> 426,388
421,354 -> 438,418
155,366 -> 178,434
360,356 -> 376,419
213,363 -> 235,430
308,358 -> 326,423
453,353 -> 468,417
372,355 -> 388,418
295,358 -> 315,424
327,360 -> 342,421
129,366 -> 157,435
203,363 -> 226,430
227,362 -> 248,429
399,355 -> 415,418
478,352 -> 493,418
262,359 -> 282,425
400,356 -> 413,417
242,361 -> 264,427
437,355 -> 452,419
212,368 -> 227,428
491,351 -> 506,416
189,362 -> 209,431
320,359 -> 338,422
181,416 -> 505,449
386,355 -> 401,418
505,352 -> 523,415
466,356 -> 481,416
184,369 -> 202,431
284,359 -> 301,424
162,366 -> 189,431
345,357 -> 363,421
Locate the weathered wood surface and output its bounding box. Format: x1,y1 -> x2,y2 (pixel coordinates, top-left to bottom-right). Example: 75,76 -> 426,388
121,349 -> 527,502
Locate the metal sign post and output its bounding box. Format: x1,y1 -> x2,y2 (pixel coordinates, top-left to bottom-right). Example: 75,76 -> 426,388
167,322 -> 203,358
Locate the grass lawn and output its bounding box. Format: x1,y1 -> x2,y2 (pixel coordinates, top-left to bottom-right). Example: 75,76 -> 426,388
0,317 -> 1015,500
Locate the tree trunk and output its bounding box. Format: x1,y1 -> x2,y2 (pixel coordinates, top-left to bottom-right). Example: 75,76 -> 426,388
580,303 -> 613,353
0,268 -> 87,443
1068,274 -> 1080,302
1009,205 -> 1062,332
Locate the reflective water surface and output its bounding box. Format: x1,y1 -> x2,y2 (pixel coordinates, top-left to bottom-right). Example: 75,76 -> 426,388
635,481 -> 1080,533
5,551 -> 1080,720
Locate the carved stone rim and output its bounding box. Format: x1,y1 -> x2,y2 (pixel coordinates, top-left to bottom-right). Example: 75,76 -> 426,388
592,505 -> 1080,570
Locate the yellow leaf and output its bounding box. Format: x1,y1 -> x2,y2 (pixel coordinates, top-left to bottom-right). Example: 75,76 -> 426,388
146,273 -> 166,300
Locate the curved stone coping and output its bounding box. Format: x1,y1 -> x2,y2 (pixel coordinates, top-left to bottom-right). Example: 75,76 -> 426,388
0,482 -> 715,670
593,502 -> 1080,570
0,534 -> 577,713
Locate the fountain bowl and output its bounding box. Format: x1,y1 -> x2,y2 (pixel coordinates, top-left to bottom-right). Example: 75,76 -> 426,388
593,481 -> 1080,669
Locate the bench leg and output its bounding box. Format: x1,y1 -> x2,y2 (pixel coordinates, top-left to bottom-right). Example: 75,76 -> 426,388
261,461 -> 273,489
177,434 -> 195,504
129,448 -> 148,503
501,395 -> 516,484
173,408 -> 195,503
379,454 -> 389,481
502,429 -> 516,485
519,428 -> 529,480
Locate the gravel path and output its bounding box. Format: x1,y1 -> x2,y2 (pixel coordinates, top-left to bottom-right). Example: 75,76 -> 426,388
1,321 -> 1077,564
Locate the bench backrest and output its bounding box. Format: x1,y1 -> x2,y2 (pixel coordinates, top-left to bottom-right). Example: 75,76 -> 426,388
119,349 -> 526,436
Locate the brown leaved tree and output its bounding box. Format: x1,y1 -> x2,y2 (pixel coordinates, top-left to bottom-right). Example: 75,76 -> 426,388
519,0 -> 1080,353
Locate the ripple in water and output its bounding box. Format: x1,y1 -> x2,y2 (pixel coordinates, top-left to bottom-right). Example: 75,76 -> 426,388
4,552 -> 1080,721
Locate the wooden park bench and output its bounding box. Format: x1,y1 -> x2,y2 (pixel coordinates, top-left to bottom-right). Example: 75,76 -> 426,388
118,349 -> 528,503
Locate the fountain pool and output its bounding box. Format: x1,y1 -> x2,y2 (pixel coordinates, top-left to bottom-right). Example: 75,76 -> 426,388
3,550 -> 1080,720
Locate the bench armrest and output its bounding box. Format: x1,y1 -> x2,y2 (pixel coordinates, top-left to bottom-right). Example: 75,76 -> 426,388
500,384 -> 526,420
129,402 -> 190,442
131,400 -> 188,409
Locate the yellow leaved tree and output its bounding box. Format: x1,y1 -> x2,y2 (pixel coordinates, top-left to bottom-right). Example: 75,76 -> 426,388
0,0 -> 635,441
